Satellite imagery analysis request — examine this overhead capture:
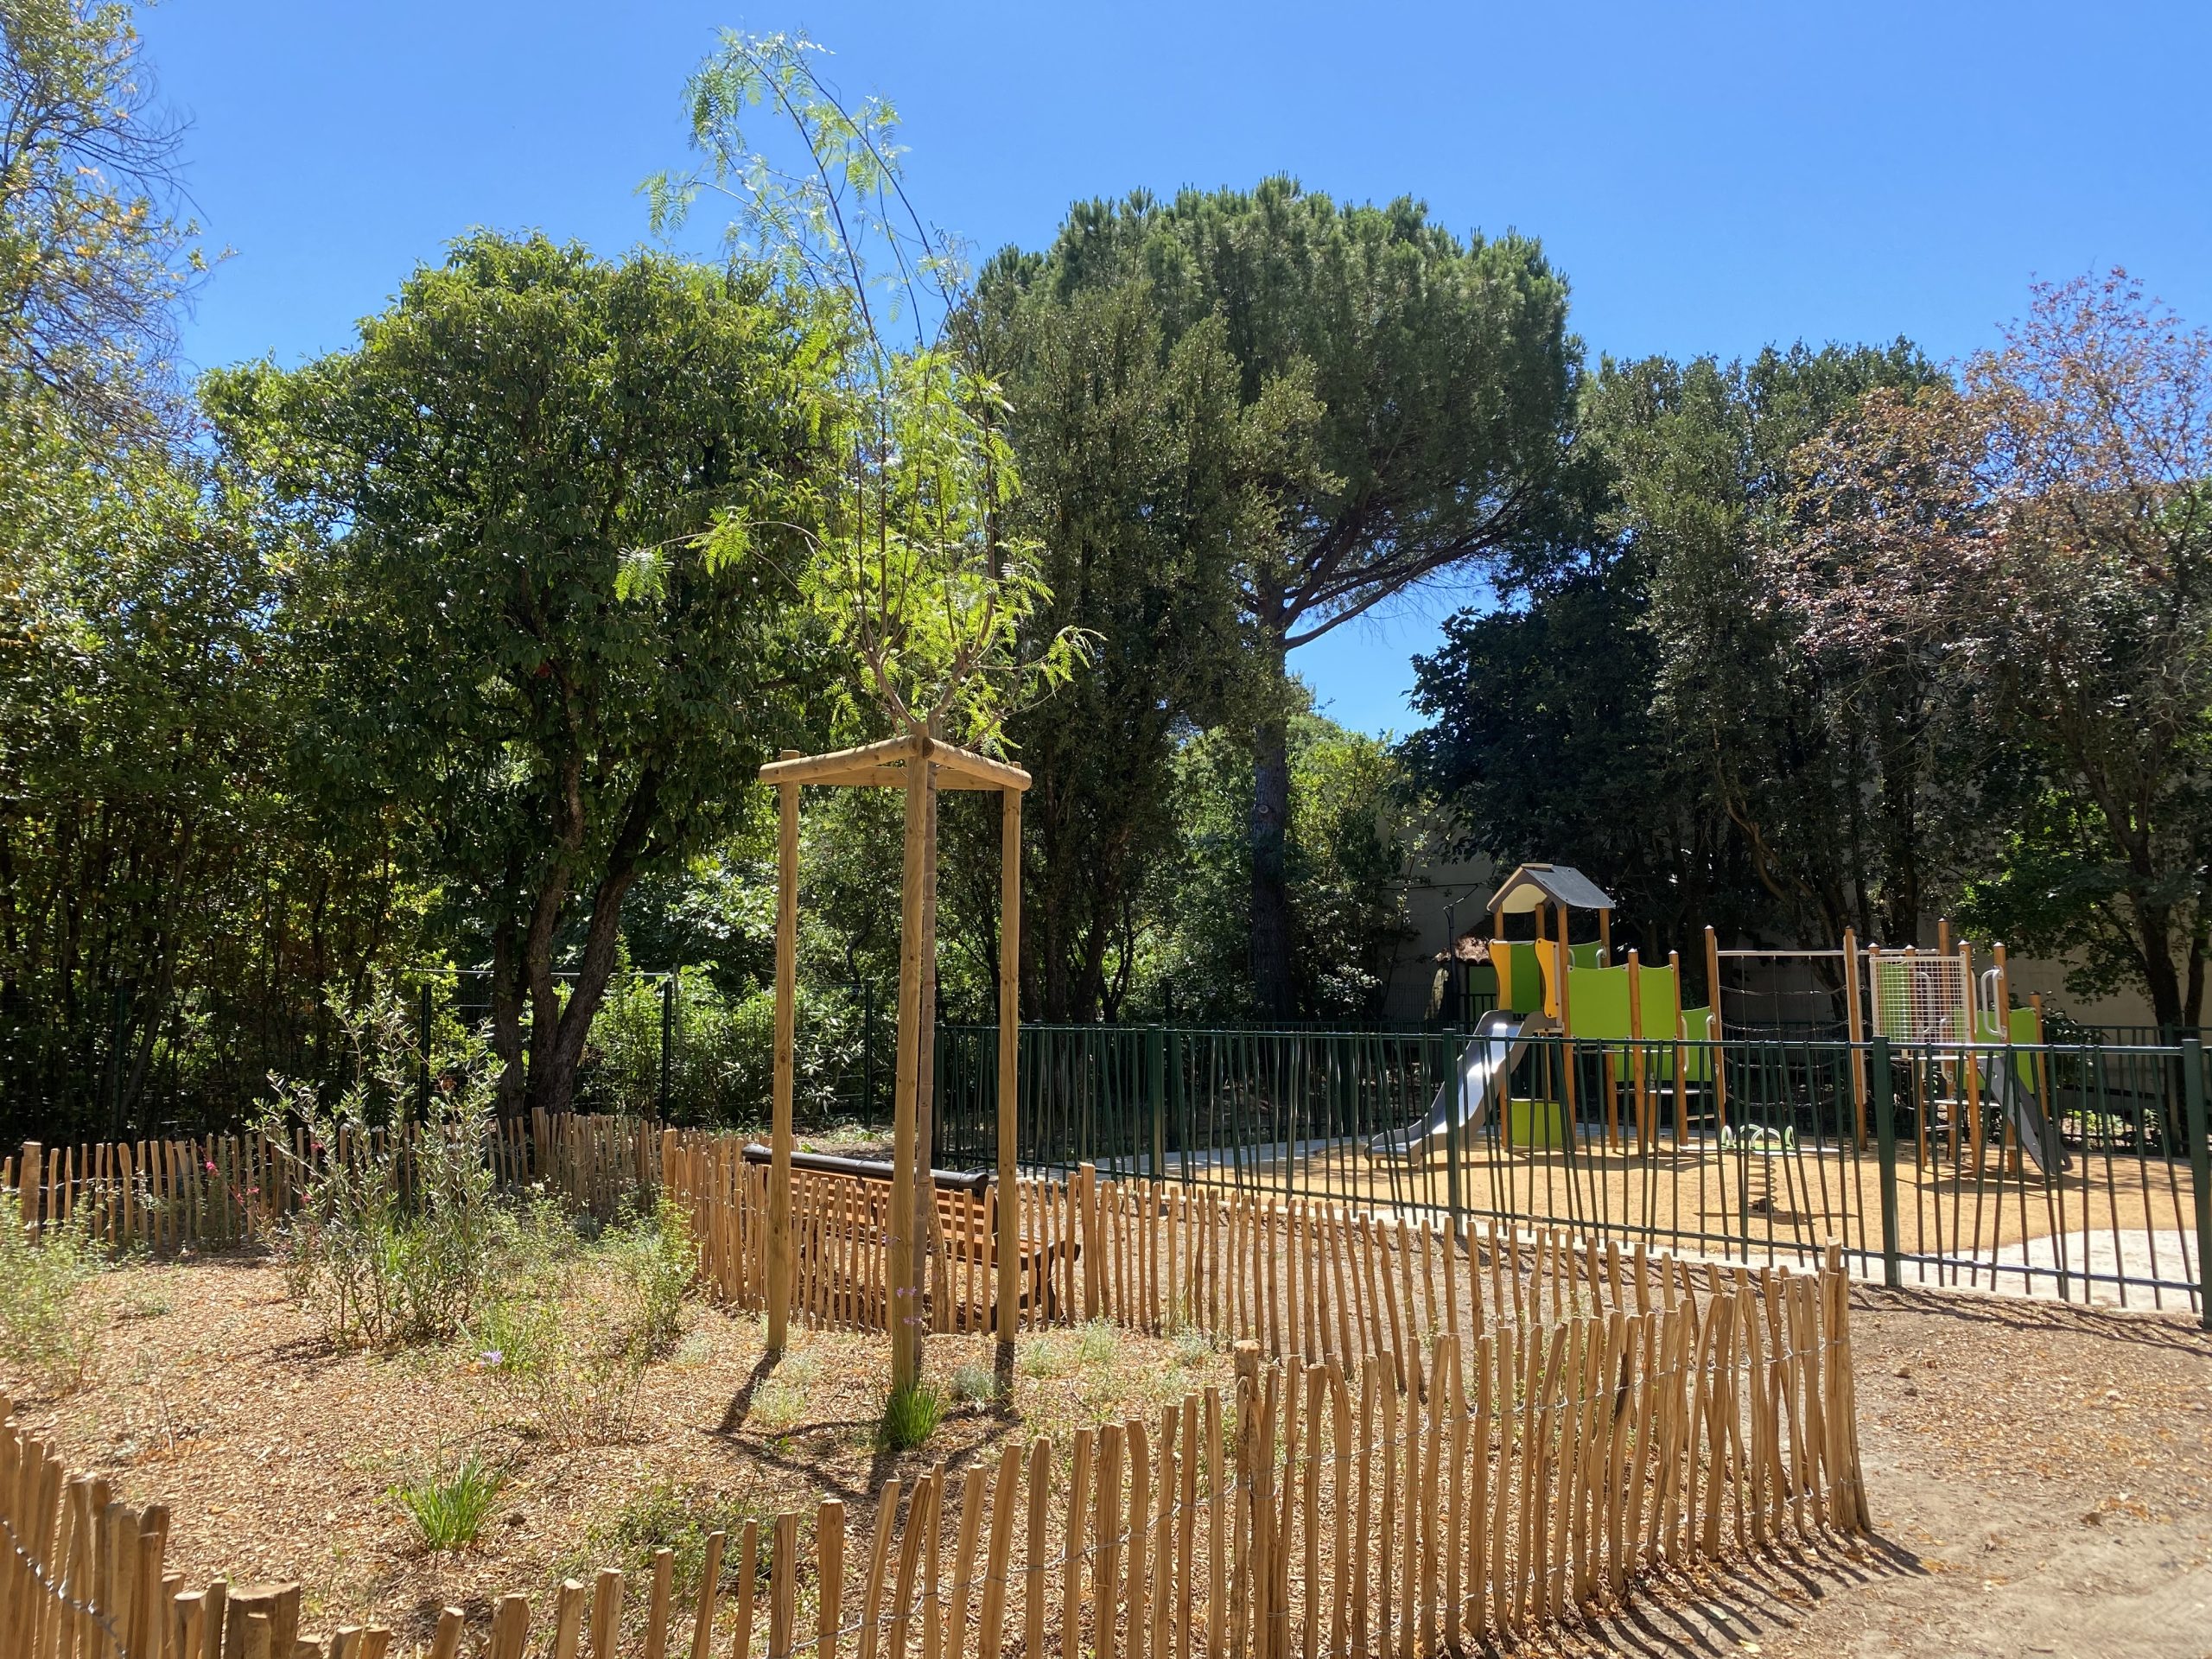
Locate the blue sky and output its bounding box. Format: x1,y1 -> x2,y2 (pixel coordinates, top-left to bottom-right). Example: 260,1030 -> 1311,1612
142,1 -> 2212,736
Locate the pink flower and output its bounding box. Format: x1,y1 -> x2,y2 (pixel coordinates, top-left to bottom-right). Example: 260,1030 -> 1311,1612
204,1160 -> 217,1173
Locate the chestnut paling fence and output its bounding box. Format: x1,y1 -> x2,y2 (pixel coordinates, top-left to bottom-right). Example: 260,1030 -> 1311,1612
3,1262 -> 1859,1659
3,1115 -> 1865,1659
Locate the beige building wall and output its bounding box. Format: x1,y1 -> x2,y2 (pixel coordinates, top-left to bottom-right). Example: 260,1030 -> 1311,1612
1382,852 -> 1497,1023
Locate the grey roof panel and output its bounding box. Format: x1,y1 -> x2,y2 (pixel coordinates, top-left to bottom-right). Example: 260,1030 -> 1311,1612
1491,862 -> 1616,913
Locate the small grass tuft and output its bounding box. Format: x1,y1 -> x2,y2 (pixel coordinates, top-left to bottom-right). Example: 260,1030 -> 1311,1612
875,1377 -> 949,1452
392,1455 -> 505,1551
1076,1319 -> 1120,1368
584,1482 -> 775,1595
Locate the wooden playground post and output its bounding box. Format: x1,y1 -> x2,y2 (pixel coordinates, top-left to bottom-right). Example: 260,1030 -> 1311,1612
995,787 -> 1021,1383
1959,940 -> 1980,1164
1669,950 -> 1686,1146
1993,943 -> 2019,1178
1842,928 -> 1868,1150
2029,990 -> 2052,1147
1605,945 -> 1625,1153
1626,948 -> 1647,1154
1704,926 -> 1727,1135
767,757 -> 802,1353
1556,903 -> 1578,1144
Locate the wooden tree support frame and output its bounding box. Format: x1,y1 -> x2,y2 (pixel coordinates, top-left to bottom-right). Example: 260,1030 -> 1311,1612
760,733 -> 1029,1391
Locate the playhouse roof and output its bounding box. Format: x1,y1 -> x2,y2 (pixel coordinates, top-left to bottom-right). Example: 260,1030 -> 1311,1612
1490,862 -> 1615,915
758,732 -> 1031,792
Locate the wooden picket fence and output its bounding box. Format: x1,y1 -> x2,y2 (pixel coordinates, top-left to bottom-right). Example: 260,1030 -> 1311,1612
3,1114 -> 660,1251
3,1243 -> 1861,1659
658,1132 -> 1832,1392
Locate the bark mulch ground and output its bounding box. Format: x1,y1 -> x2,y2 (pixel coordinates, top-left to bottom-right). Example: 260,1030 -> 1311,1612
7,1264 -> 2208,1656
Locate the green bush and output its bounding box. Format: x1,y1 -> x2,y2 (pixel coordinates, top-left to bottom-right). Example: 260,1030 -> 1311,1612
581,969 -> 879,1128
467,1200 -> 694,1448
583,1483 -> 776,1599
256,988 -> 510,1350
392,1454 -> 505,1550
606,1198 -> 697,1362
949,1361 -> 997,1404
0,1205 -> 106,1395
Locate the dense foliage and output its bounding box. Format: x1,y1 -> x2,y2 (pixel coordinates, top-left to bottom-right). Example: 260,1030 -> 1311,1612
982,183 -> 1585,1017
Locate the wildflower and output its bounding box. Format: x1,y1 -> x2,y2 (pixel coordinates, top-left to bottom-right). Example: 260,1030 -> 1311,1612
480,1349 -> 504,1367
204,1160 -> 218,1173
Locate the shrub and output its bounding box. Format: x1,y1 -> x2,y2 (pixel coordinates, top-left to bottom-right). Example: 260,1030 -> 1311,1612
949,1362 -> 997,1405
0,1205 -> 105,1395
257,984 -> 508,1350
585,1483 -> 776,1597
874,1377 -> 948,1452
607,1198 -> 696,1362
393,1454 -> 505,1551
582,969 -> 880,1128
467,1201 -> 692,1448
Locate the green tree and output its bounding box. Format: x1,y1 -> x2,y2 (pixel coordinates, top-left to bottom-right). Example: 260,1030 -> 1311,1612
1013,181 -> 1584,1015
0,0 -> 207,430
967,264 -> 1260,1020
1141,704 -> 1410,1022
1402,548 -> 1745,968
207,233 -> 842,1117
1406,343 -> 1955,971
0,397 -> 407,1142
1783,273 -> 2212,1027
1603,343 -> 1959,948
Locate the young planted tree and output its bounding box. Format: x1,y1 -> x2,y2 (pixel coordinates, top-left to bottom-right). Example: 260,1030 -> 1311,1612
652,31 -> 1081,1392
207,233 -> 843,1117
1780,272 -> 2212,1027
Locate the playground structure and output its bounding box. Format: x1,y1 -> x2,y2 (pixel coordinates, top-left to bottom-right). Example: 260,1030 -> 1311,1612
1383,864 -> 2067,1178
939,864 -> 2209,1315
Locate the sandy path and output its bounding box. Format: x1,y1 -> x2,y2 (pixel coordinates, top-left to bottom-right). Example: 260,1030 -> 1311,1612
1541,1287 -> 2212,1658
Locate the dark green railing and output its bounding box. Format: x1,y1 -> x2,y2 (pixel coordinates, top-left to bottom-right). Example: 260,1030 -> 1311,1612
933,1022 -> 2212,1325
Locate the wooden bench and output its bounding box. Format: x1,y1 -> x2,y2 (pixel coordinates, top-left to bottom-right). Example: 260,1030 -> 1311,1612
741,1143 -> 1075,1326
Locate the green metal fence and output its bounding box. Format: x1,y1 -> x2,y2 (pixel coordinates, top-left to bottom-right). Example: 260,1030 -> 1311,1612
933,1022 -> 2212,1324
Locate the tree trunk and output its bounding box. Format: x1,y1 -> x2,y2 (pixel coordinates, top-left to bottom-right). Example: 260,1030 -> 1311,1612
489,898 -> 527,1119
511,771 -> 659,1119
2133,893 -> 2189,1033
1249,699 -> 1295,1020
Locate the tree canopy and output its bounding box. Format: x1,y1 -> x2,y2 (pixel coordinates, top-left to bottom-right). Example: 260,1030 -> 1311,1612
206,232 -> 845,1116
991,181 -> 1585,1015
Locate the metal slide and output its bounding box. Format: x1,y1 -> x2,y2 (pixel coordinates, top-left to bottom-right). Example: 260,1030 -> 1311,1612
1980,1065 -> 2069,1174
1368,1010 -> 1558,1159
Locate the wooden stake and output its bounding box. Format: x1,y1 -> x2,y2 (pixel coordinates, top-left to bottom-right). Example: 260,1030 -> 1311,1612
889,750 -> 934,1392
768,765 -> 801,1352
996,787 -> 1022,1382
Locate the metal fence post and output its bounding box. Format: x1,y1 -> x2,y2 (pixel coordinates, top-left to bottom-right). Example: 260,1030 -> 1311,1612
861,982 -> 876,1129
2183,1036 -> 2211,1331
658,975 -> 675,1120
1872,1035 -> 1901,1288
416,978 -> 433,1122
1147,1025 -> 1166,1179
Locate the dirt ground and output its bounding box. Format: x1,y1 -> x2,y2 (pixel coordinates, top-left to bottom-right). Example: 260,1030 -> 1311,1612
2,1257 -> 1236,1641
1184,1141 -> 2203,1313
7,1264 -> 2209,1657
1546,1287 -> 2212,1659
